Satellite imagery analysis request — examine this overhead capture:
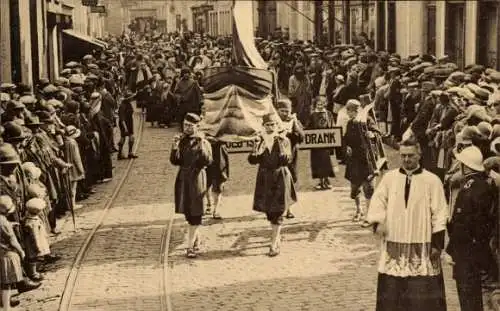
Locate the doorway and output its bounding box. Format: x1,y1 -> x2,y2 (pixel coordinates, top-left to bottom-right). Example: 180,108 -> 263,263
478,1 -> 499,69
445,2 -> 465,69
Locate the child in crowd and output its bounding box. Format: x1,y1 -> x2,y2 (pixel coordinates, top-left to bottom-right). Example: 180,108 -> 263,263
308,96 -> 336,190
344,100 -> 375,223
64,125 -> 84,210
23,198 -> 52,282
0,195 -> 25,311
22,162 -> 52,234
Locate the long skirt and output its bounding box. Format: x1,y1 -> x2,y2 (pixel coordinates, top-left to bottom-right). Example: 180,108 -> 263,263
310,149 -> 335,179
376,273 -> 447,311
0,251 -> 23,286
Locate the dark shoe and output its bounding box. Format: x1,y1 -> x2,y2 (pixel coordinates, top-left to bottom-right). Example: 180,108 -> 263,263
50,229 -> 61,236
117,154 -> 127,160
361,220 -> 372,228
352,213 -> 362,222
186,248 -> 197,258
44,254 -> 62,264
128,153 -> 138,159
193,238 -> 200,252
212,212 -> 222,220
10,298 -> 20,307
17,279 -> 41,293
29,273 -> 44,282
285,211 -> 295,219
267,246 -> 280,257
314,184 -> 324,191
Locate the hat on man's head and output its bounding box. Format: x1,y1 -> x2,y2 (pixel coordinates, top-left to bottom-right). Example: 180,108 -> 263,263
26,198 -> 46,215
61,68 -> 72,76
0,195 -> 15,215
42,84 -> 59,94
0,143 -> 20,164
0,93 -> 11,102
37,111 -> 54,124
262,112 -> 279,125
346,99 -> 361,110
2,122 -> 28,143
90,92 -> 101,100
65,61 -> 81,68
25,116 -> 42,128
477,121 -> 493,139
6,100 -> 25,111
277,98 -> 292,110
454,145 -> 485,172
69,75 -> 84,85
181,67 -> 191,76
65,125 -> 81,139
0,83 -> 16,91
184,113 -> 201,124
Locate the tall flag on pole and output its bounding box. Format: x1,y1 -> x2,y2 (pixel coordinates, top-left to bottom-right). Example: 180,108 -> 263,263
231,0 -> 268,69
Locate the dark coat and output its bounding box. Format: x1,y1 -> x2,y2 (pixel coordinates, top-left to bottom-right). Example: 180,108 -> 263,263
284,119 -> 305,184
447,172 -> 497,268
401,93 -> 419,131
205,140 -> 229,186
344,120 -> 370,184
170,135 -> 212,217
248,136 -> 297,215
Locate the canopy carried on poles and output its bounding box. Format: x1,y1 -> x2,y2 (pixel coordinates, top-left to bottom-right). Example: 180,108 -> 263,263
199,0 -> 280,142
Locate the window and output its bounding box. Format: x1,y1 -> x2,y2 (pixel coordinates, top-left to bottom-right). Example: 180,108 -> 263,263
426,2 -> 436,55
478,1 -> 499,69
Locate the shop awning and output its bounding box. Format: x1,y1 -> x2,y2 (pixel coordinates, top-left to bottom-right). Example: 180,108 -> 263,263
62,29 -> 107,50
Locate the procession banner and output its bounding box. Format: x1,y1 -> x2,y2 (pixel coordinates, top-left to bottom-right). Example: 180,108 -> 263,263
200,67 -> 281,142
225,128 -> 343,153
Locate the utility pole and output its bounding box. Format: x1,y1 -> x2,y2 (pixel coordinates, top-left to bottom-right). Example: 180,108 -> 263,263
328,0 -> 335,45
343,0 -> 350,44
314,0 -> 323,45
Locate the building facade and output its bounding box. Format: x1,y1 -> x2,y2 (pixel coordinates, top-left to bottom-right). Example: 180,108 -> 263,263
1,0 -> 106,86
251,0 -> 499,70
104,0 -> 196,36
393,0 -> 500,70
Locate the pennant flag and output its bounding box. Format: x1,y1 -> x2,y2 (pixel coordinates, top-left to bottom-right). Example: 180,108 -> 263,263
231,0 -> 268,69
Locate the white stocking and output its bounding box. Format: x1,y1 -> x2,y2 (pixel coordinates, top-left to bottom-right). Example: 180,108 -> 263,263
212,191 -> 222,213
188,225 -> 200,248
2,287 -> 11,311
271,224 -> 282,250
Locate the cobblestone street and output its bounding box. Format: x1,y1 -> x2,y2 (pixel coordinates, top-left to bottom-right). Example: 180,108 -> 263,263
21,114 -> 488,311
167,148 -> 466,311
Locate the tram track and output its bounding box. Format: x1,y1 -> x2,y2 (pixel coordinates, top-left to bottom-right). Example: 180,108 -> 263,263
57,110 -> 174,311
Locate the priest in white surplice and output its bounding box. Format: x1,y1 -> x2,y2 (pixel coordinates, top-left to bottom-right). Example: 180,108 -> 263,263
366,138 -> 448,311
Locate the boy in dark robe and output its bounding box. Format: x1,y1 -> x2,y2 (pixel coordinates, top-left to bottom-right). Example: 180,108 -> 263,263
277,98 -> 304,218
344,100 -> 374,223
